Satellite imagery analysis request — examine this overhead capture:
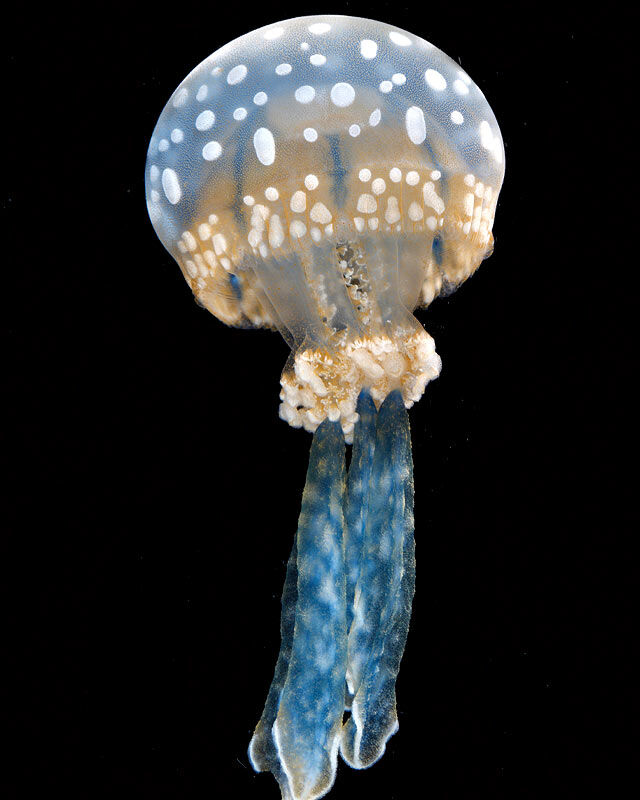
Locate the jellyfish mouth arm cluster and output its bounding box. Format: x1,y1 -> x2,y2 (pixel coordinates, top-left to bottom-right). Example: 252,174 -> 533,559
249,390 -> 415,798
279,324 -> 441,442
276,236 -> 442,442
144,13 -> 504,800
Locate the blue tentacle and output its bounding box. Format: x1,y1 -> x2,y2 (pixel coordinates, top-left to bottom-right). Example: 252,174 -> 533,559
248,537 -> 299,793
342,390 -> 377,709
340,390 -> 415,769
249,420 -> 348,800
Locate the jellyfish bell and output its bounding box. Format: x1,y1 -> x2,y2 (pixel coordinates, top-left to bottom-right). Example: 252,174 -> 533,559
145,14 -> 504,442
145,15 -> 505,800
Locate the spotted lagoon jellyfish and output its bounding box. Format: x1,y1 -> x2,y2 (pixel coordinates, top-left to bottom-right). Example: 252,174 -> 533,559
145,14 -> 504,800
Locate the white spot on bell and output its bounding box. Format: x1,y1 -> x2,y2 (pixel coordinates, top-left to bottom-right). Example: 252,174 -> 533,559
389,31 -> 411,46
369,108 -> 381,127
479,120 -> 494,150
253,92 -> 268,105
290,220 -> 307,238
310,202 -> 332,223
202,141 -> 222,160
385,196 -> 401,224
425,69 -> 447,91
359,168 -> 371,182
253,128 -> 275,165
290,191 -> 306,213
379,81 -> 392,93
330,82 -> 355,107
172,88 -> 188,107
295,85 -> 315,104
310,54 -> 326,66
275,63 -> 292,76
464,192 -> 475,216
406,106 -> 427,144
227,65 -> 248,85
360,39 -> 377,59
212,233 -> 227,254
263,26 -> 284,40
423,182 -> 445,214
357,193 -> 377,213
182,231 -> 197,251
304,127 -> 318,142
198,223 -> 211,240
161,168 -> 181,204
196,110 -> 215,131
308,22 -> 331,34
349,124 -> 360,137
304,174 -> 319,190
233,107 -> 247,120
268,215 -> 284,248
453,78 -> 469,95
450,110 -> 464,124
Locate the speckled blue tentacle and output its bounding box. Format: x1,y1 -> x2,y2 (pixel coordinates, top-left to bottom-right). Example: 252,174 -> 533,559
340,390 -> 415,769
248,536 -> 298,792
251,420 -> 348,800
274,420 -> 348,800
343,389 -> 377,711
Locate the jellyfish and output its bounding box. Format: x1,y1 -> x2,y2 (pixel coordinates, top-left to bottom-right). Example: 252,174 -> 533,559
145,14 -> 504,800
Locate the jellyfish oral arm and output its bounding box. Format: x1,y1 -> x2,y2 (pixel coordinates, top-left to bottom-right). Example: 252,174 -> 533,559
341,391 -> 415,769
250,391 -> 416,798
279,327 -> 441,443
250,421 -> 348,800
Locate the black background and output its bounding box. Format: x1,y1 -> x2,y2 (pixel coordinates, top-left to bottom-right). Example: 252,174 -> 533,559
4,2 -> 631,798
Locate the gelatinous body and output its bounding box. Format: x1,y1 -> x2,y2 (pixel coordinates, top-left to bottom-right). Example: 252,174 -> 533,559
145,15 -> 504,439
145,14 -> 504,800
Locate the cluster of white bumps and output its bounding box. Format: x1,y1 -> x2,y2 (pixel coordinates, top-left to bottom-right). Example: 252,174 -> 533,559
279,330 -> 442,442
